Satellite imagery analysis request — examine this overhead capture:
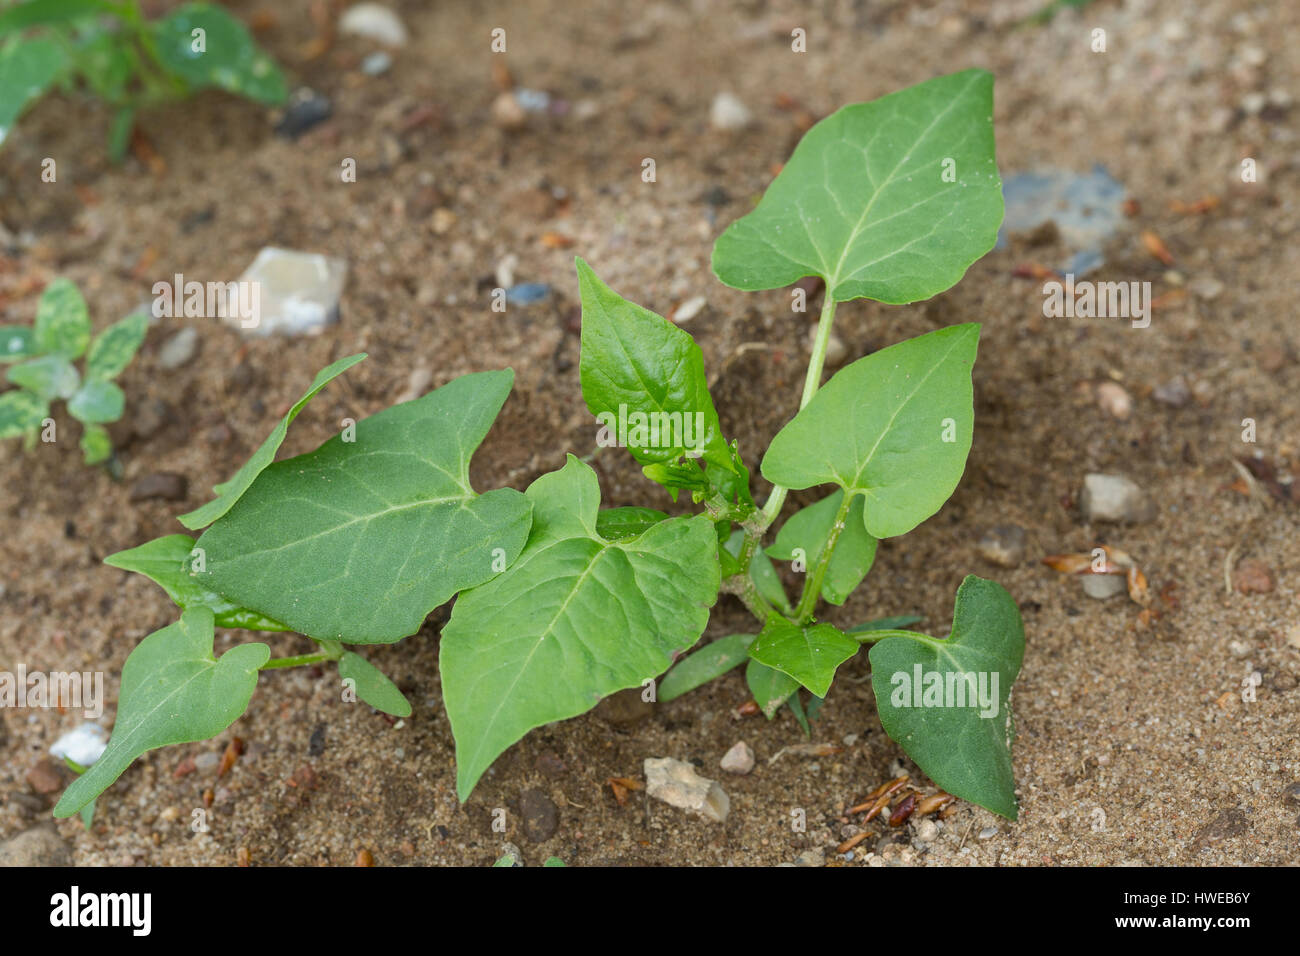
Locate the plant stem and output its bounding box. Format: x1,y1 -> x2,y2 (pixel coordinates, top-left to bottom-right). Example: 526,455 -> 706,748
792,489 -> 853,622
261,639 -> 345,670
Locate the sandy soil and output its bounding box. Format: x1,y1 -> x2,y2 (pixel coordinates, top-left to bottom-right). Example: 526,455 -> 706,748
1,0 -> 1297,866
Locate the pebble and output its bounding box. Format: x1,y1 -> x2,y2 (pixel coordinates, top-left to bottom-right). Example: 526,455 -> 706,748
129,472 -> 188,502
793,847 -> 825,867
976,524 -> 1027,568
275,88 -> 332,138
49,722 -> 108,767
1079,473 -> 1155,523
978,826 -> 998,840
710,91 -> 752,131
228,247 -> 347,336
644,757 -> 730,823
395,366 -> 432,403
360,51 -> 393,76
130,398 -> 172,439
1095,381 -> 1132,420
339,3 -> 408,46
1082,574 -> 1127,600
1188,276 -> 1224,300
518,788 -> 559,842
505,283 -> 552,306
430,208 -> 457,235
1233,559 -> 1274,595
193,752 -> 221,772
0,826 -> 71,866
514,88 -> 551,114
25,758 -> 64,794
720,741 -> 755,775
492,91 -> 528,130
1241,92 -> 1267,115
157,327 -> 199,369
498,842 -> 525,867
495,253 -> 519,289
672,295 -> 707,325
1153,378 -> 1190,407
914,819 -> 939,842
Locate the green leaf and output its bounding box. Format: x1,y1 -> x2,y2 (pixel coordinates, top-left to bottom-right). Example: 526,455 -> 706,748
197,370 -> 532,644
33,278 -> 91,358
722,529 -> 791,614
849,614 -> 924,634
767,489 -> 878,604
868,575 -> 1025,820
0,388 -> 47,440
150,2 -> 287,105
339,651 -> 411,717
0,36 -> 67,144
595,506 -> 667,540
0,326 -> 36,363
107,105 -> 134,164
576,258 -> 750,507
86,312 -> 147,381
53,608 -> 269,817
745,658 -> 799,719
0,0 -> 114,38
7,354 -> 79,401
658,633 -> 755,702
748,619 -> 858,698
543,856 -> 567,867
712,69 -> 1003,305
75,29 -> 134,103
761,324 -> 978,539
67,379 -> 124,423
179,353 -> 366,529
104,534 -> 289,631
80,422 -> 111,464
441,455 -> 720,801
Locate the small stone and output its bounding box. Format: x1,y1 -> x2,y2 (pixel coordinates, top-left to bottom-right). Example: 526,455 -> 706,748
1286,625 -> 1300,650
1241,92 -> 1267,115
793,847 -> 825,867
492,91 -> 528,130
978,826 -> 998,840
430,208 -> 457,235
505,283 -> 552,306
49,723 -> 108,767
157,327 -> 199,369
1233,559 -> 1274,595
1080,473 -> 1155,523
0,826 -> 72,866
495,253 -> 519,289
710,91 -> 752,131
339,3 -> 408,46
1188,277 -> 1224,300
644,757 -> 730,823
1095,381 -> 1132,420
25,759 -> 64,794
514,88 -> 551,114
1083,574 -> 1127,600
1153,378 -> 1190,407
131,398 -> 172,439
518,788 -> 559,842
1228,639 -> 1251,658
914,819 -> 939,843
360,51 -> 393,76
594,687 -> 653,727
498,842 -> 525,867
193,752 -> 221,773
229,247 -> 347,337
672,295 -> 707,325
129,472 -> 187,502
720,741 -> 755,775
395,366 -> 432,403
275,88 -> 332,138
976,524 -> 1027,568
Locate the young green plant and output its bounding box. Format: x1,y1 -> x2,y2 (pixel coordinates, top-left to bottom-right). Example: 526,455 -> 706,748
1,277 -> 146,463
54,69 -> 1026,825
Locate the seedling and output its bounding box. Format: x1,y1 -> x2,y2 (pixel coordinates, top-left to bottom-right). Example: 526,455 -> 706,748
0,0 -> 286,161
0,277 -> 145,464
54,70 -> 1026,824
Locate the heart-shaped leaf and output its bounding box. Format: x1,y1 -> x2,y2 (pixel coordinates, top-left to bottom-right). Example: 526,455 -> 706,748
179,353 -> 365,529
440,455 -> 719,800
339,651 -> 411,717
745,658 -> 799,719
0,389 -> 47,440
749,619 -> 859,698
762,323 -> 978,538
712,69 -> 1003,304
150,2 -> 286,105
767,489 -> 877,604
868,575 -> 1025,819
658,633 -> 755,702
577,258 -> 750,507
33,278 -> 91,358
67,379 -> 124,423
104,534 -> 288,631
85,312 -> 147,381
53,608 -> 269,817
197,369 -> 532,644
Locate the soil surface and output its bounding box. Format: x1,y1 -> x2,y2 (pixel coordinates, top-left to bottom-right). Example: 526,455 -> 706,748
2,0 -> 1298,867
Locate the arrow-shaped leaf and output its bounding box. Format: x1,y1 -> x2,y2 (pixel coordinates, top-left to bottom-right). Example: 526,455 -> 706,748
53,608 -> 269,817
440,455 -> 719,800
339,651 -> 411,717
868,575 -> 1025,819
749,619 -> 859,697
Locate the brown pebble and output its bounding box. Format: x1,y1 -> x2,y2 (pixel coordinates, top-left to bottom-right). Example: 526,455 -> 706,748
1234,559 -> 1275,595
356,849 -> 374,866
518,788 -> 559,842
129,472 -> 188,502
26,758 -> 64,794
236,846 -> 250,867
